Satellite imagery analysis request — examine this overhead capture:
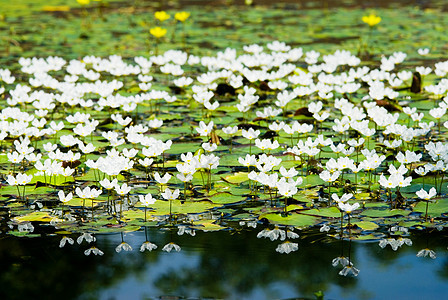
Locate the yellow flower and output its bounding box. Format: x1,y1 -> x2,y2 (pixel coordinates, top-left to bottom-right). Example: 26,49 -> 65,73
150,27 -> 167,38
362,13 -> 381,27
155,11 -> 170,22
174,11 -> 190,22
77,0 -> 90,5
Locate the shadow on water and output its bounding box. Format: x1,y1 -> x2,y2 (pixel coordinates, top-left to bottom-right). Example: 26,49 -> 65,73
1,227 -> 447,300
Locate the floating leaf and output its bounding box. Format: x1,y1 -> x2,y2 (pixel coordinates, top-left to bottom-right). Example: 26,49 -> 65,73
122,209 -> 155,221
210,192 -> 245,204
65,198 -> 105,207
222,172 -> 249,184
300,206 -> 341,218
352,233 -> 385,241
149,200 -> 220,215
413,198 -> 448,217
8,231 -> 41,238
353,220 -> 379,231
260,212 -> 319,228
13,211 -> 59,223
192,220 -> 225,232
361,209 -> 411,217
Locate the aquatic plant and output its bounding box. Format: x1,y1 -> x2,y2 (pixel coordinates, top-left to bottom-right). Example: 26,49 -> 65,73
1,40 -> 447,273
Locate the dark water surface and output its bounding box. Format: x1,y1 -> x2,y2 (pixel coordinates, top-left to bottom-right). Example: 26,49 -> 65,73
1,228 -> 447,300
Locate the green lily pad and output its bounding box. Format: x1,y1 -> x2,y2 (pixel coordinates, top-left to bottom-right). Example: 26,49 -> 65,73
192,220 -> 225,232
148,199 -> 220,215
222,172 -> 249,184
259,212 -> 319,228
414,198 -> 448,217
301,206 -> 341,218
361,209 -> 411,217
210,192 -> 246,204
13,211 -> 61,223
353,220 -> 379,231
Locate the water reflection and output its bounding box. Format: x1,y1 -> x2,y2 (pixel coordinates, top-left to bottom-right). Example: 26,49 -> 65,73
0,227 -> 447,299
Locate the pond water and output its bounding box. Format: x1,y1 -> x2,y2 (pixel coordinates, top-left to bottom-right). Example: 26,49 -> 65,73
1,227 -> 447,300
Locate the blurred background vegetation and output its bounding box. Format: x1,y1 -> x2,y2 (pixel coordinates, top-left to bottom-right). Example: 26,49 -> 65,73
0,0 -> 447,65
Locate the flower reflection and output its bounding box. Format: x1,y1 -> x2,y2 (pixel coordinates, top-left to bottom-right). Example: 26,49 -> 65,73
239,220 -> 257,228
177,225 -> 196,236
339,265 -> 360,277
257,226 -> 286,241
115,242 -> 133,253
162,242 -> 181,252
320,223 -> 330,232
332,256 -> 352,267
379,237 -> 412,251
140,241 -> 158,252
417,248 -> 436,259
275,241 -> 298,254
84,246 -> 104,256
77,232 -> 96,244
59,236 -> 74,248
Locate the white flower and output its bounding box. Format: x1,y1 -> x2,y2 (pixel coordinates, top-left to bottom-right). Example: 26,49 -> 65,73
75,186 -> 102,199
238,154 -> 257,167
177,173 -> 193,182
13,173 -> 33,185
139,194 -> 156,206
139,157 -> 154,167
161,188 -> 180,200
58,190 -> 73,203
6,175 -> 18,186
319,170 -> 340,183
338,202 -> 360,214
279,166 -> 298,178
195,121 -> 214,136
7,152 -> 24,164
331,193 -> 353,204
148,118 -> 163,128
241,128 -> 260,140
269,121 -> 285,132
254,138 -> 279,151
115,183 -> 132,196
222,126 -> 238,135
277,181 -> 298,197
122,148 -> 139,158
416,187 -> 437,200
154,172 -> 171,184
99,178 -> 118,190
417,48 -> 430,56
202,142 -> 218,152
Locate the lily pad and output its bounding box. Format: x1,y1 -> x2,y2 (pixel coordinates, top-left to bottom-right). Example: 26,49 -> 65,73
210,192 -> 246,204
414,198 -> 448,217
361,209 -> 411,217
259,212 -> 319,228
13,211 -> 61,223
